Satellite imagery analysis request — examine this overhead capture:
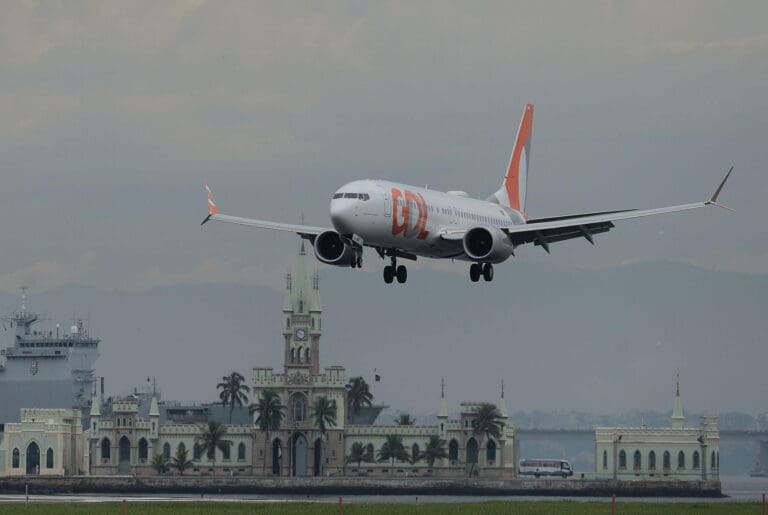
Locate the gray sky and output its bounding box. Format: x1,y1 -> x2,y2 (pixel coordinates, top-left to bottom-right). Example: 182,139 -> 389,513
1,2 -> 767,414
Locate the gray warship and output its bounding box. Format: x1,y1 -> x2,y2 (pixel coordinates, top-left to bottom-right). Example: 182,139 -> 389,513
0,289 -> 100,426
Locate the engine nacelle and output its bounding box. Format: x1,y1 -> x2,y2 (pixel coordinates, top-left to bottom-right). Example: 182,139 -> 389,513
313,230 -> 356,266
463,226 -> 514,263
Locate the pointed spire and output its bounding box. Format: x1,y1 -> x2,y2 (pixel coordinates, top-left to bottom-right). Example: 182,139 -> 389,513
438,378 -> 448,418
671,370 -> 684,429
499,378 -> 508,418
149,379 -> 160,418
89,385 -> 100,417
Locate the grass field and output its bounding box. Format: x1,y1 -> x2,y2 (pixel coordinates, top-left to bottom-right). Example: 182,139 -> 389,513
0,502 -> 763,514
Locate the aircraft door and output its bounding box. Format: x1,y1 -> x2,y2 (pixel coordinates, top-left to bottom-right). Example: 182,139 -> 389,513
384,193 -> 391,217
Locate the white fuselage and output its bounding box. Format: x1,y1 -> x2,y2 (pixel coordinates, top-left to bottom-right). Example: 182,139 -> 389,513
329,180 -> 526,260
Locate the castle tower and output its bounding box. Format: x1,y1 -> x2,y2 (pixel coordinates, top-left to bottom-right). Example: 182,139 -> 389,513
283,242 -> 322,375
149,381 -> 160,440
671,371 -> 685,429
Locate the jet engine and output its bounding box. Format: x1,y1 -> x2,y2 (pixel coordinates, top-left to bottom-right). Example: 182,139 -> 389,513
463,226 -> 514,263
313,230 -> 356,266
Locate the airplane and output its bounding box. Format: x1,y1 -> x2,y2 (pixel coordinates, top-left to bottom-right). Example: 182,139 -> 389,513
201,103 -> 733,284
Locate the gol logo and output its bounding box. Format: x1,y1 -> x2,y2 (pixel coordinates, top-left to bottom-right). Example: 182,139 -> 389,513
391,188 -> 429,240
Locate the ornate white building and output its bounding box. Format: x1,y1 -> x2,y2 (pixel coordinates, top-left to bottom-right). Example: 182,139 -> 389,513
595,379 -> 720,480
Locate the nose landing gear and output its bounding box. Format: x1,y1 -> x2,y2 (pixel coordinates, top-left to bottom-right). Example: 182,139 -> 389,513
470,263 -> 494,282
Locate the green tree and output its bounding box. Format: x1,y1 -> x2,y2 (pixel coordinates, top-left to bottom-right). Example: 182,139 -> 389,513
197,421 -> 232,476
217,371 -> 251,424
312,396 -> 338,476
250,389 -> 286,474
423,435 -> 448,468
472,403 -> 505,458
171,447 -> 194,476
376,434 -> 410,471
345,442 -> 370,469
395,413 -> 415,426
345,376 -> 373,418
150,453 -> 170,475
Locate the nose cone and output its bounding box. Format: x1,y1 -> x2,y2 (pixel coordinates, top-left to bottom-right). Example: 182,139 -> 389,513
330,198 -> 355,233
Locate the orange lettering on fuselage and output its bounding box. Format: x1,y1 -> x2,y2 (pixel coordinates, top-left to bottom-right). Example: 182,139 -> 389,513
391,188 -> 429,240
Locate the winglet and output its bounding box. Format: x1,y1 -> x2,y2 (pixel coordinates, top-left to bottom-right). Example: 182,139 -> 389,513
201,180 -> 218,225
705,166 -> 735,211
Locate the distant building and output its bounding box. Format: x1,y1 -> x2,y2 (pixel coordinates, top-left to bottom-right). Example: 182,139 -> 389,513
0,246 -> 515,478
0,408 -> 86,476
594,379 -> 720,480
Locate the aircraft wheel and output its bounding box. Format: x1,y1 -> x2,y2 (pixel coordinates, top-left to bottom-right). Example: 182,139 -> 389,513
383,266 -> 394,284
482,263 -> 494,282
396,265 -> 407,284
469,263 -> 481,282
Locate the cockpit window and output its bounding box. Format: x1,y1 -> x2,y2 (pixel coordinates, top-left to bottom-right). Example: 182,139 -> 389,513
333,192 -> 370,200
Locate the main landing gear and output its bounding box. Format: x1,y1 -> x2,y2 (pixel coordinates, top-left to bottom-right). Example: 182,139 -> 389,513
469,263 -> 494,282
383,256 -> 407,284
350,253 -> 363,268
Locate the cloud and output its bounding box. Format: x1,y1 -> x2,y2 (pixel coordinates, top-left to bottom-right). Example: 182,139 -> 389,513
0,252 -> 96,292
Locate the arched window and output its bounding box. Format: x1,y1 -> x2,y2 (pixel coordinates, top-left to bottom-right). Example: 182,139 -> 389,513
412,443 -> 420,462
602,450 -> 608,469
298,347 -> 304,362
178,442 -> 186,455
618,450 -> 626,469
648,450 -> 656,470
633,450 -> 641,470
298,300 -> 304,313
678,451 -> 685,469
717,452 -> 720,469
311,318 -> 315,329
365,443 -> 374,462
12,448 -> 20,468
449,439 -> 459,462
286,318 -> 290,329
46,448 -> 54,469
306,347 -> 311,361
663,451 -> 671,469
486,440 -> 497,463
222,443 -> 231,461
693,451 -> 700,469
711,451 -> 716,470
101,438 -> 111,461
292,393 -> 307,422
163,443 -> 171,460
193,443 -> 202,460
139,439 -> 148,461
291,348 -> 296,362
238,442 -> 246,461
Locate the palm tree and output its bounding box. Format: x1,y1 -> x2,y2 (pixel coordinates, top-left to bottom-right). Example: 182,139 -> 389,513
376,434 -> 410,472
395,413 -> 415,426
345,442 -> 369,469
472,403 -> 505,463
171,447 -> 194,476
217,372 -> 251,423
312,396 -> 337,476
249,389 -> 286,474
197,421 -> 232,476
423,435 -> 448,468
150,453 -> 170,475
345,376 -> 373,419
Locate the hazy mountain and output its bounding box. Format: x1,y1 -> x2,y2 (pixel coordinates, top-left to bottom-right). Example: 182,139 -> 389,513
1,260 -> 765,416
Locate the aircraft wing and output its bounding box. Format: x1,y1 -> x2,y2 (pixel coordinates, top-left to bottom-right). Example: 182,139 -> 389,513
200,182 -> 329,240
503,168 -> 733,252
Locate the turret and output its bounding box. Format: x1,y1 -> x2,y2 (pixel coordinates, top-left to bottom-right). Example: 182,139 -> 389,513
671,371 -> 685,429
438,378 -> 448,435
89,387 -> 101,433
499,378 -> 508,419
149,383 -> 160,439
